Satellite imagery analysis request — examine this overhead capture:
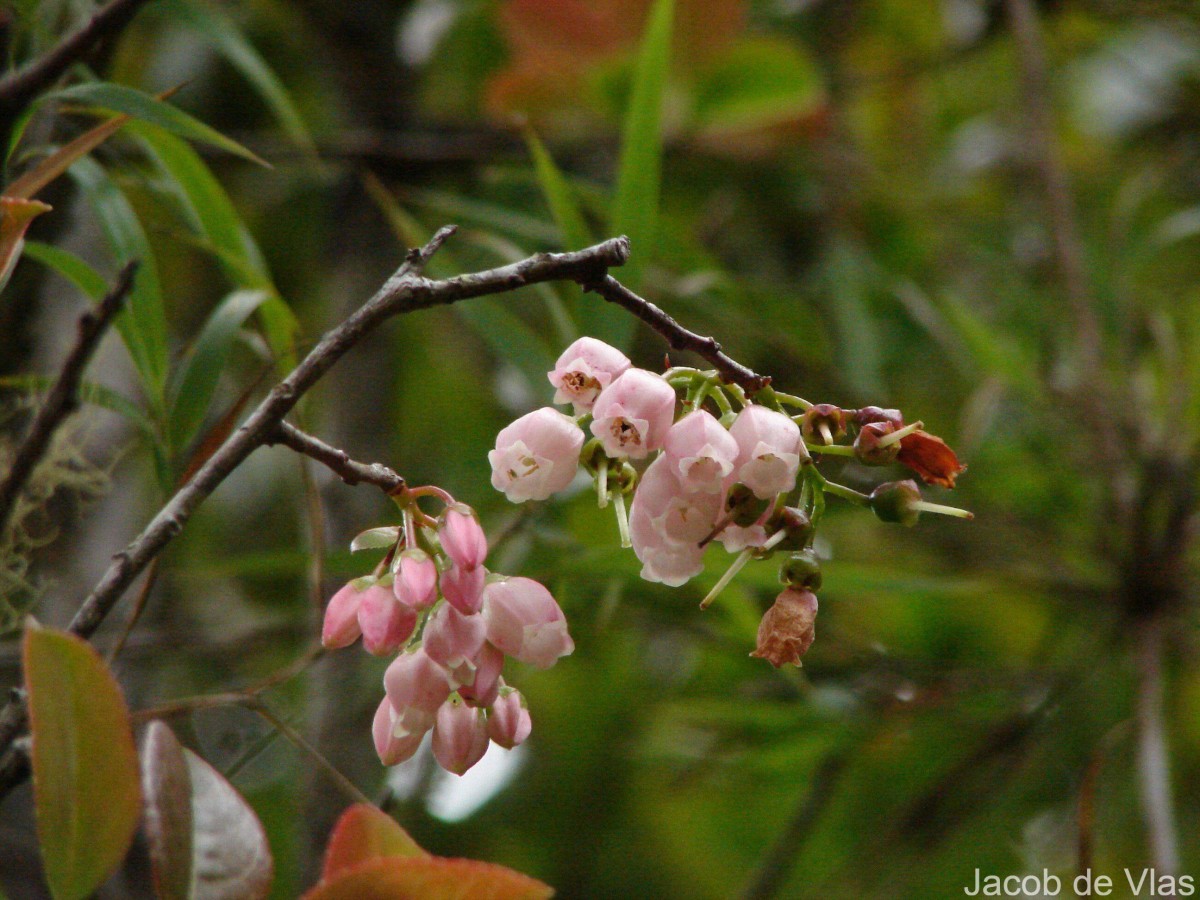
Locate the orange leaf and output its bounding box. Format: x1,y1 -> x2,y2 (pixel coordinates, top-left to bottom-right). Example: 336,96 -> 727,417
302,856 -> 554,900
321,804 -> 425,882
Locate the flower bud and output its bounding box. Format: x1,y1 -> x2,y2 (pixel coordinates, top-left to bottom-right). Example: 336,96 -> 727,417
779,548 -> 822,590
663,410 -> 739,494
438,503 -> 488,570
432,695 -> 490,775
489,406 -> 585,503
750,587 -> 818,668
358,584 -> 418,656
423,602 -> 487,669
372,697 -> 427,766
488,688 -> 532,749
868,479 -> 922,526
321,581 -> 365,649
854,421 -> 901,466
440,562 -> 486,615
589,368 -> 677,459
481,577 -> 574,669
393,549 -> 438,609
384,647 -> 454,716
458,642 -> 505,708
729,405 -> 806,499
548,336 -> 632,413
800,404 -> 847,445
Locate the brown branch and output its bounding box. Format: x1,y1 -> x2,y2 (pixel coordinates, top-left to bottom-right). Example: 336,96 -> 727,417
0,261 -> 137,536
0,226 -> 633,793
0,0 -> 152,125
268,421 -> 405,493
582,274 -> 771,393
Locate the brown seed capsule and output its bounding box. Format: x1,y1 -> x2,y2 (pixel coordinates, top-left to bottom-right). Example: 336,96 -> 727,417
750,587 -> 818,668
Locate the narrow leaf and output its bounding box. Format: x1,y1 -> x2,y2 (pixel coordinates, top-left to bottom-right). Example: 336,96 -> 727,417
53,83 -> 268,166
24,627 -> 141,900
5,114 -> 128,200
20,241 -> 109,299
524,129 -> 593,252
301,856 -> 554,900
321,804 -> 425,883
0,374 -> 155,439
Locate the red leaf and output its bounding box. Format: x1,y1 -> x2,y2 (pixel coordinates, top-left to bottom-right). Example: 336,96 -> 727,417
321,804 -> 425,882
302,856 -> 555,900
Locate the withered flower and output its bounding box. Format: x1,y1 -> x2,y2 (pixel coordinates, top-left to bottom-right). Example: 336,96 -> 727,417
897,430 -> 967,489
750,587 -> 818,668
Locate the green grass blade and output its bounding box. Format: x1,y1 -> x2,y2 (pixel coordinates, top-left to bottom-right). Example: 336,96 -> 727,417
52,82 -> 269,166
610,0 -> 674,346
169,289 -> 271,450
525,128 -> 593,252
0,374 -> 156,439
21,241 -> 109,299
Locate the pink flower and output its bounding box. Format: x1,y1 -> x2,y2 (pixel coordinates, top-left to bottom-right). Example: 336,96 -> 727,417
589,368 -> 676,459
663,410 -> 739,494
481,577 -> 574,669
489,407 -> 585,503
439,504 -> 487,570
548,336 -> 632,413
423,602 -> 487,669
372,697 -> 426,766
440,563 -> 486,615
321,581 -> 364,649
432,695 -> 490,775
487,688 -> 532,749
384,647 -> 454,727
729,405 -> 805,499
458,642 -> 505,708
392,549 -> 438,609
358,584 -> 418,656
628,456 -> 721,586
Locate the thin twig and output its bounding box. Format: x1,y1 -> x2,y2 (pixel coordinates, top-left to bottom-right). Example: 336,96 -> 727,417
269,421 -> 406,493
248,700 -> 372,807
0,261 -> 138,536
583,274 -> 771,394
0,0 -> 152,125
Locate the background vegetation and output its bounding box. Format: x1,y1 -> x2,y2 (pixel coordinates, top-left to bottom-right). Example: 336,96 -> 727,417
1,0 -> 1198,897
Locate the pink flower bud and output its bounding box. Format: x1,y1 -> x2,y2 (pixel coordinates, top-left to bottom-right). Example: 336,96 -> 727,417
481,577 -> 574,669
384,647 -> 453,716
487,688 -> 531,749
663,410 -> 739,493
589,368 -> 676,459
489,407 -> 585,503
432,696 -> 490,775
423,602 -> 487,669
458,642 -> 505,708
440,562 -> 486,615
393,549 -> 438,609
322,581 -> 364,649
357,584 -> 418,656
372,697 -> 427,766
438,503 -> 488,570
729,405 -> 805,499
548,337 -> 632,413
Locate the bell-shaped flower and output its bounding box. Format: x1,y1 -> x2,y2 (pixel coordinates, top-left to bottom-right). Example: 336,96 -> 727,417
432,695 -> 490,775
423,602 -> 487,669
372,697 -> 426,766
487,687 -> 532,749
663,410 -> 739,494
358,584 -> 418,656
457,642 -> 504,708
438,503 -> 488,570
384,647 -> 454,725
481,577 -> 574,669
489,407 -> 585,503
589,368 -> 676,459
548,336 -> 631,413
392,549 -> 438,609
440,562 -> 486,615
321,581 -> 365,649
628,456 -> 720,586
729,405 -> 806,499
750,587 -> 818,668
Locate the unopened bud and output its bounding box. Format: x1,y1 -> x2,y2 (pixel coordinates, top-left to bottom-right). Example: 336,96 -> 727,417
750,587 -> 818,668
779,548 -> 822,590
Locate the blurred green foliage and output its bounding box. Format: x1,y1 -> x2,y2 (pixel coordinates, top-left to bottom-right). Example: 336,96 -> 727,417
2,0 -> 1199,897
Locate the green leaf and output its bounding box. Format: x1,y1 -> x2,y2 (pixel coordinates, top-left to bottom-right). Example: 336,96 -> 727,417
0,374 -> 156,439
24,627 -> 142,900
320,804 -> 425,882
691,36 -> 823,134
68,157 -> 169,415
141,721 -> 274,900
525,129 -> 593,253
302,856 -> 554,900
162,0 -> 315,152
350,526 -> 401,552
52,82 -> 268,166
20,241 -> 109,299
612,0 -> 675,323
169,289 -> 271,450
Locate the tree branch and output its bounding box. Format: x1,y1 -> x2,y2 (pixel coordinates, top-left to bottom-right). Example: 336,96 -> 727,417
0,0 -> 152,124
583,274 -> 771,393
0,261 -> 137,536
268,421 -> 406,493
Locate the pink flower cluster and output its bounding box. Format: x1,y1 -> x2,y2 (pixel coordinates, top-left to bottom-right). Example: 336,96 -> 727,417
322,497 -> 573,775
